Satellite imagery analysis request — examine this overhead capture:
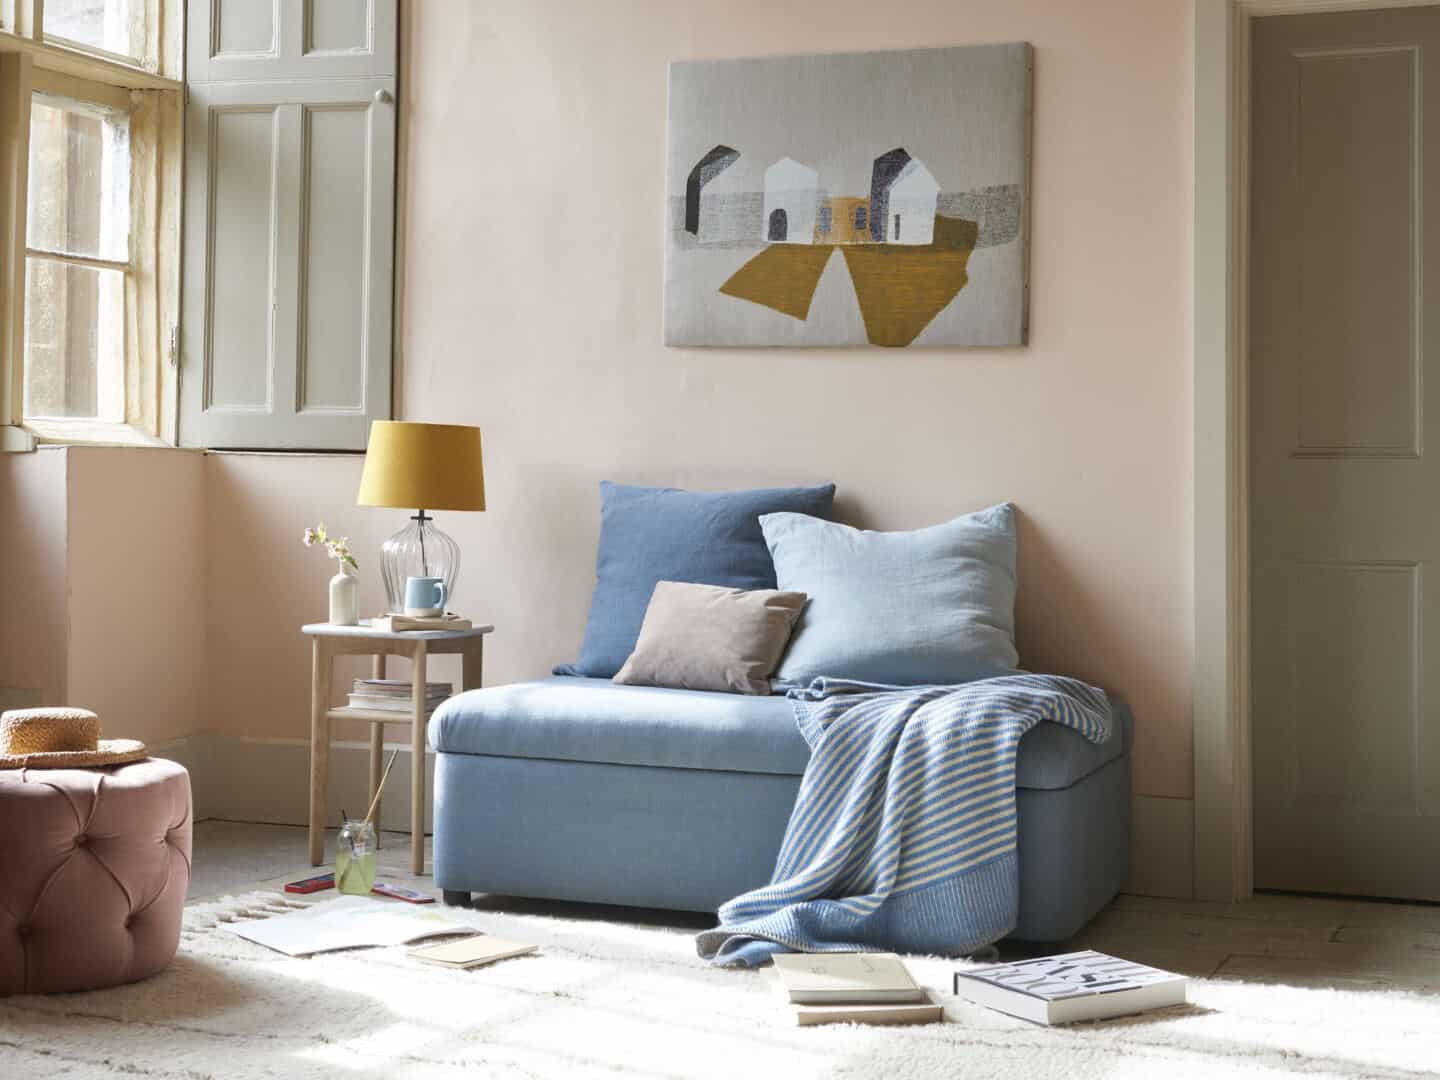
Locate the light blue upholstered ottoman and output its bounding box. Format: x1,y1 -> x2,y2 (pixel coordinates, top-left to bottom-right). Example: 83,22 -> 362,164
430,677 -> 1130,943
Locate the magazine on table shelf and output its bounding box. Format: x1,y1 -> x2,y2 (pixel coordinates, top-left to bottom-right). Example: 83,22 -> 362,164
346,677 -> 452,713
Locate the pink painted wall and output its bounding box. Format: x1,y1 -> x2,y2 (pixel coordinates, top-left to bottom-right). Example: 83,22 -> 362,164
0,448 -> 206,745
205,453 -> 457,744
202,0 -> 1195,799
64,448 -> 207,745
0,449 -> 68,704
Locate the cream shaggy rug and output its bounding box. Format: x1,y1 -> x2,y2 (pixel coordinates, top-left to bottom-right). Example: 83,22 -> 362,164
2,891 -> 1439,1079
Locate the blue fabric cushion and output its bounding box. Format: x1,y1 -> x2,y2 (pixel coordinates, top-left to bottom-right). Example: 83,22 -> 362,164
763,504 -> 1019,687
556,481 -> 836,678
429,676 -> 1132,790
431,677 -> 810,776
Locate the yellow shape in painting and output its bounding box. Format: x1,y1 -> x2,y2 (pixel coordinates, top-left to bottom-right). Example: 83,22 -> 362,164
718,245 -> 836,321
841,215 -> 979,347
717,215 -> 979,346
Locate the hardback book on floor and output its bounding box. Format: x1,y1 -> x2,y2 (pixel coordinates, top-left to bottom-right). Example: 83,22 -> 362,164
772,953 -> 940,1027
408,935 -> 538,970
772,952 -> 928,1005
952,950 -> 1187,1025
791,996 -> 944,1027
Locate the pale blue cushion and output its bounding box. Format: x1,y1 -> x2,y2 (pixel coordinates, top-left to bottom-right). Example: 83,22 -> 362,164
431,676 -> 810,775
763,504 -> 1019,686
556,481 -> 835,678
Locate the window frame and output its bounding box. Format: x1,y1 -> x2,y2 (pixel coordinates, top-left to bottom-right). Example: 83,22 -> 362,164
0,0 -> 181,451
25,78 -> 133,425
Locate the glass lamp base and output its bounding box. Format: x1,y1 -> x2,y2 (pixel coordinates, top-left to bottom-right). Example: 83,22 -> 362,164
380,511 -> 461,614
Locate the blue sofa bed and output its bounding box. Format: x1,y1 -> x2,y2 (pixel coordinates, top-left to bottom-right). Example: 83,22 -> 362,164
430,675 -> 1132,943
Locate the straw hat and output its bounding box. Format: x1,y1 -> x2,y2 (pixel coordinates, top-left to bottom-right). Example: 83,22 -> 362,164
0,708 -> 147,769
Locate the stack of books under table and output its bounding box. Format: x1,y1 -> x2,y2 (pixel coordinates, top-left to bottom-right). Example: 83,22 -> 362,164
772,953 -> 942,1027
347,679 -> 451,714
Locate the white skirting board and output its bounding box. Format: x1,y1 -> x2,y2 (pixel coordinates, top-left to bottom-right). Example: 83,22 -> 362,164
152,734 -> 1197,899
150,733 -> 435,835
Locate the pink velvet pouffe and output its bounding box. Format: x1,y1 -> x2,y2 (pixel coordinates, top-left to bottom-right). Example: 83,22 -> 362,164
0,759 -> 192,995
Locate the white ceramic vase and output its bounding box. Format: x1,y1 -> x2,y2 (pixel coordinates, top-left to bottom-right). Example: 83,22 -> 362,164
329,566 -> 359,626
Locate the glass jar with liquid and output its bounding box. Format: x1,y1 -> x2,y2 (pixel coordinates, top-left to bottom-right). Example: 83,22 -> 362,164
335,819 -> 377,894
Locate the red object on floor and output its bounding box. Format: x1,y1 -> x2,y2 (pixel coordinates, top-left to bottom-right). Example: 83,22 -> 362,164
371,882 -> 434,903
284,873 -> 335,894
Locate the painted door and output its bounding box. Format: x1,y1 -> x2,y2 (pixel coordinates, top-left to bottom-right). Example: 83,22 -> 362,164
1251,7 -> 1440,899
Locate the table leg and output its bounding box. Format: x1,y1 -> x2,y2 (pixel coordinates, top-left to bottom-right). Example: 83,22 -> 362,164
461,637 -> 484,692
369,655 -> 385,847
411,642 -> 428,875
309,637 -> 333,866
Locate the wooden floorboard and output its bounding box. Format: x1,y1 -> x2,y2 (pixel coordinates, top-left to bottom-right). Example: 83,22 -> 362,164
1062,891 -> 1440,993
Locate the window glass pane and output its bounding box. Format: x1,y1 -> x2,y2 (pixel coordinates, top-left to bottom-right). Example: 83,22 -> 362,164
44,0 -> 144,61
23,259 -> 126,420
27,96 -> 131,261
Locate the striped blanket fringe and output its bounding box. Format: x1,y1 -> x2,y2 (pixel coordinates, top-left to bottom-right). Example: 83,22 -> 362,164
695,674 -> 1112,968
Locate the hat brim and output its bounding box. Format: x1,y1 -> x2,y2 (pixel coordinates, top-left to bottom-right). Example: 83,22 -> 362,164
0,739 -> 148,770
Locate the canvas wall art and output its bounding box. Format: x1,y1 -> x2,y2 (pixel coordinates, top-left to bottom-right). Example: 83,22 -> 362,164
664,44 -> 1031,348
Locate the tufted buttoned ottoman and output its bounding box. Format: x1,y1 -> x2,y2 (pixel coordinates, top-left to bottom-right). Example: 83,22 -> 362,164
0,759 -> 192,995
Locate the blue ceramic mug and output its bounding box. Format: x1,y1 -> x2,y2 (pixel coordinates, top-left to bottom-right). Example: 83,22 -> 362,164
404,576 -> 448,616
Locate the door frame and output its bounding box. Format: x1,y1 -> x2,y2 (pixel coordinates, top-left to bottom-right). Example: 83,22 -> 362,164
1192,0 -> 1434,901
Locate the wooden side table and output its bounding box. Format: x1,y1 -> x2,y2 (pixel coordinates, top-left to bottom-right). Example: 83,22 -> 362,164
302,621 -> 495,874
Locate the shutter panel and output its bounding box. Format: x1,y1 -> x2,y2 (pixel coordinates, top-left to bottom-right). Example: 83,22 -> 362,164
188,0 -> 397,82
180,0 -> 396,450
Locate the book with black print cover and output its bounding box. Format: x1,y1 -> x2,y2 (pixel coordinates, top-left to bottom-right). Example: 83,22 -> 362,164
952,950 -> 1186,1025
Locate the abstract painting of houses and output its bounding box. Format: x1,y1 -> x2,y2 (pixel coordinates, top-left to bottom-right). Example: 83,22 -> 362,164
664,44 -> 1031,348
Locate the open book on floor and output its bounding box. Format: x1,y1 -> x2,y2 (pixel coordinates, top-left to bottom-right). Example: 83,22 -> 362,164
224,895 -> 467,957
952,950 -> 1187,1025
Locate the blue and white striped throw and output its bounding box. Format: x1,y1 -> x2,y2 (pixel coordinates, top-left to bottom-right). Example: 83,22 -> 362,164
696,674 -> 1112,967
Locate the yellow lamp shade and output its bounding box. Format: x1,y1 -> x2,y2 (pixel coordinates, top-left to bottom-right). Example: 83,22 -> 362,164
356,421 -> 486,512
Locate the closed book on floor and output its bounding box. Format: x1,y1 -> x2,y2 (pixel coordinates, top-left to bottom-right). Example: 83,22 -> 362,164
952,950 -> 1187,1025
772,952 -> 926,1005
408,935 -> 537,969
793,994 -> 944,1027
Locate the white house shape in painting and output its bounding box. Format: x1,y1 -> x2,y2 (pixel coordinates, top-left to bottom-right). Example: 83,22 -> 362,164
761,157 -> 820,245
697,158 -> 754,244
883,159 -> 940,245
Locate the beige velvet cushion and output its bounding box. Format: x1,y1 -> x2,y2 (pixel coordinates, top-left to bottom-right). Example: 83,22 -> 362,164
614,581 -> 808,695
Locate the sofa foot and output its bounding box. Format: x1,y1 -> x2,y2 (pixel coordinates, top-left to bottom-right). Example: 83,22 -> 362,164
442,889 -> 472,908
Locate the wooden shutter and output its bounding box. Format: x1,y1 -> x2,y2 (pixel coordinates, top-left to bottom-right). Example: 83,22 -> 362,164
180,0 -> 396,449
